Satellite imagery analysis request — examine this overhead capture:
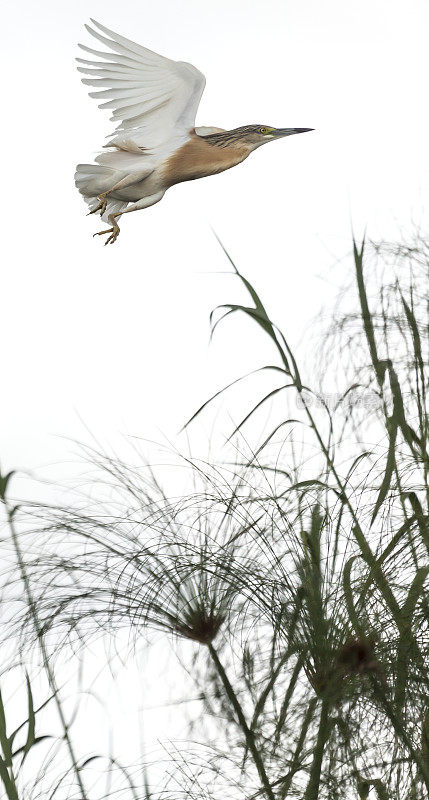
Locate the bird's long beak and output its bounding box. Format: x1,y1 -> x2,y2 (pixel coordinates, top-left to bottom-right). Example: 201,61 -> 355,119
274,127 -> 314,137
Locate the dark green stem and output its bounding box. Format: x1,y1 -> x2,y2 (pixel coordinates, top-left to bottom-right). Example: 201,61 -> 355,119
208,643 -> 275,800
5,502 -> 88,800
370,676 -> 429,793
280,697 -> 317,798
303,698 -> 330,800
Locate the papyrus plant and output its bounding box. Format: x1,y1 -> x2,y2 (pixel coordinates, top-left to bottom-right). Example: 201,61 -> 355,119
7,233 -> 429,800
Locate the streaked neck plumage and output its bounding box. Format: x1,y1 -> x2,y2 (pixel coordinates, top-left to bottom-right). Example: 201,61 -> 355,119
162,129 -> 254,187
200,125 -> 259,150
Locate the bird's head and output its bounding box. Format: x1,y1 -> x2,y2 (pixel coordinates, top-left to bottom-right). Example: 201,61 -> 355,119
202,125 -> 314,151
241,125 -> 314,149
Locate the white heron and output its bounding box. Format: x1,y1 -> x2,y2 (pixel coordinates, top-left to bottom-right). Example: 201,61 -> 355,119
75,20 -> 313,244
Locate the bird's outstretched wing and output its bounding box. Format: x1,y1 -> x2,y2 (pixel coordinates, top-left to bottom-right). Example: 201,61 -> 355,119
77,20 -> 206,152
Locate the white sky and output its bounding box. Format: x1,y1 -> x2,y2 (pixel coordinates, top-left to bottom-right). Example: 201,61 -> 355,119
2,0 -> 429,490
1,0 -> 429,791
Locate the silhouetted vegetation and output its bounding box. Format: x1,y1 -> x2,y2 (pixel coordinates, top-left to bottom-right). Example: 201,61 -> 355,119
1,233 -> 428,799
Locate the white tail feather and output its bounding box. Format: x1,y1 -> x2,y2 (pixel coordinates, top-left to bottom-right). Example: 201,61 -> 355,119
75,163 -> 128,222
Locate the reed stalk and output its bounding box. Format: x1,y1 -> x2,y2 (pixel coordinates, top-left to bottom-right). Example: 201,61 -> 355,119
207,642 -> 275,800
2,494 -> 88,800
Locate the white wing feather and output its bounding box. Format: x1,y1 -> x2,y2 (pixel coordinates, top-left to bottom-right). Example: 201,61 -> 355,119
77,20 -> 206,152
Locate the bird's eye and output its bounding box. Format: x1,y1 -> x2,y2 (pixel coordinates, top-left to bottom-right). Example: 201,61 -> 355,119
259,127 -> 268,134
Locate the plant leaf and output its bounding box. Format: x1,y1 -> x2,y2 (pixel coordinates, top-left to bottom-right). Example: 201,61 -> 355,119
371,416 -> 398,525
20,674 -> 36,766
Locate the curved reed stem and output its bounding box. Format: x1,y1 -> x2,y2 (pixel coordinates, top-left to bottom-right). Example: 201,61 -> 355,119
208,643 -> 275,800
4,500 -> 88,800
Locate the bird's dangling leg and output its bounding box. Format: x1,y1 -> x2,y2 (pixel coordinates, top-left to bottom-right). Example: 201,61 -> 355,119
88,170 -> 153,218
93,212 -> 121,245
88,193 -> 108,216
93,191 -> 165,245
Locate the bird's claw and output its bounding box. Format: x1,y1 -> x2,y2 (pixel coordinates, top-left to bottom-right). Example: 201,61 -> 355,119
93,224 -> 120,245
88,194 -> 108,216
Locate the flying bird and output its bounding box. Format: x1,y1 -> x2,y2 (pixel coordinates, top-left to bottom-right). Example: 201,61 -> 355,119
75,20 -> 313,244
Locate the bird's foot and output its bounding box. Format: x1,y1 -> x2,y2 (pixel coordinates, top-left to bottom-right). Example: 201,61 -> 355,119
93,222 -> 120,245
88,193 -> 108,216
